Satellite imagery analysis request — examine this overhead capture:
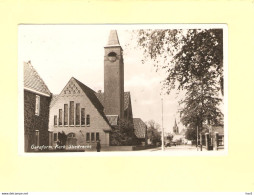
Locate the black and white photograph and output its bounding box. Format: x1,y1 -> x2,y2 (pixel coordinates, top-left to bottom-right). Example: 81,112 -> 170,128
18,24 -> 227,154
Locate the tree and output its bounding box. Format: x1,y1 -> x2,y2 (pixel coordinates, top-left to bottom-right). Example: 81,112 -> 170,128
135,29 -> 224,138
146,120 -> 161,145
136,29 -> 223,94
110,119 -> 134,146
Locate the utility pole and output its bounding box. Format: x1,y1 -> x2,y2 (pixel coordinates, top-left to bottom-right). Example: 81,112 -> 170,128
161,98 -> 165,151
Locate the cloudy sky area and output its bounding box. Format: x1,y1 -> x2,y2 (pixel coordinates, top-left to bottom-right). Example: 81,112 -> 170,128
18,25 -> 198,133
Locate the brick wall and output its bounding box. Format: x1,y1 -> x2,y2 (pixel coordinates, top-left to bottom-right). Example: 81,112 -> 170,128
49,92 -> 112,150
24,90 -> 51,152
104,46 -> 124,119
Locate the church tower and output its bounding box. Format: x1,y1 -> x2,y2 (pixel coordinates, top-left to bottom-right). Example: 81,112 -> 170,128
173,119 -> 179,134
104,30 -> 124,120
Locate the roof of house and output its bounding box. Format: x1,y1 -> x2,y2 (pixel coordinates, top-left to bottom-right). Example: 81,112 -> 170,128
212,125 -> 224,135
106,115 -> 119,126
133,118 -> 147,139
202,125 -> 224,135
24,61 -> 51,96
95,91 -> 131,111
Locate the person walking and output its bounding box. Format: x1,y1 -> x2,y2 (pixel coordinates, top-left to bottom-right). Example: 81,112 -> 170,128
96,139 -> 101,152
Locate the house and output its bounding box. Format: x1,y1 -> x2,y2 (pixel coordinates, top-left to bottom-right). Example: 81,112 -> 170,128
133,118 -> 147,146
211,125 -> 224,149
200,124 -> 224,150
24,61 -> 52,152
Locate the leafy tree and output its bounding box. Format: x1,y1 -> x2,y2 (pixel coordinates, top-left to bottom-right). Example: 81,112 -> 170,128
110,119 -> 134,146
146,120 -> 161,145
136,29 -> 223,94
135,29 -> 224,138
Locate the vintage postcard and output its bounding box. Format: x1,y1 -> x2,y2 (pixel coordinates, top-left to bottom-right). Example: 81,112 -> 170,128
18,24 -> 227,155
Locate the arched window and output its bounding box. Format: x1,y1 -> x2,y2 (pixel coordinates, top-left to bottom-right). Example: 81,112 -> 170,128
86,115 -> 90,126
68,133 -> 75,138
108,52 -> 117,57
107,52 -> 117,62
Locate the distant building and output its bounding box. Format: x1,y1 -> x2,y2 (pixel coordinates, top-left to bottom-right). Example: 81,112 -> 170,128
24,61 -> 52,152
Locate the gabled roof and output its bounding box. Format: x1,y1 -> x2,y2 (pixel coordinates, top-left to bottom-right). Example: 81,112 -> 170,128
212,125 -> 224,135
133,118 -> 147,139
24,61 -> 51,96
50,77 -> 111,128
73,78 -> 104,112
106,115 -> 119,126
95,91 -> 131,111
73,78 -> 111,127
96,92 -> 104,108
201,125 -> 224,135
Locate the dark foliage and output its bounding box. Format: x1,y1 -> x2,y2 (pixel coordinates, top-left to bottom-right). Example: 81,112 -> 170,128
110,119 -> 134,146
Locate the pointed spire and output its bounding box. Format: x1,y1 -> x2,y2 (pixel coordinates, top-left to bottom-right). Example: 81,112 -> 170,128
106,30 -> 120,46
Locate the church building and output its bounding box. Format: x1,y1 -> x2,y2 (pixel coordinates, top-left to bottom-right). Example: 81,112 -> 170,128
48,30 -> 134,150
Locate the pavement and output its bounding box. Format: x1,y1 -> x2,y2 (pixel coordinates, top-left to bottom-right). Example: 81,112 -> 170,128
141,144 -> 225,153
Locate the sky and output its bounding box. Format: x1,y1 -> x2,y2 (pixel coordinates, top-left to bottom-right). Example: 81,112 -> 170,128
18,24 -> 223,133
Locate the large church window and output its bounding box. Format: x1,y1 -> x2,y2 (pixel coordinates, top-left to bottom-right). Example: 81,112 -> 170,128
64,104 -> 68,126
86,115 -> 90,126
76,103 -> 80,126
91,132 -> 95,142
81,108 -> 85,126
96,132 -> 100,141
59,109 -> 62,126
69,101 -> 74,126
86,132 -> 90,142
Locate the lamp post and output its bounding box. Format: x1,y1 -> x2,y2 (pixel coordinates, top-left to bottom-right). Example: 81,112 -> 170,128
161,98 -> 165,151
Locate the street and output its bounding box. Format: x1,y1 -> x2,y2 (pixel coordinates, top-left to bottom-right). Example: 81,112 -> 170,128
141,144 -> 225,153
